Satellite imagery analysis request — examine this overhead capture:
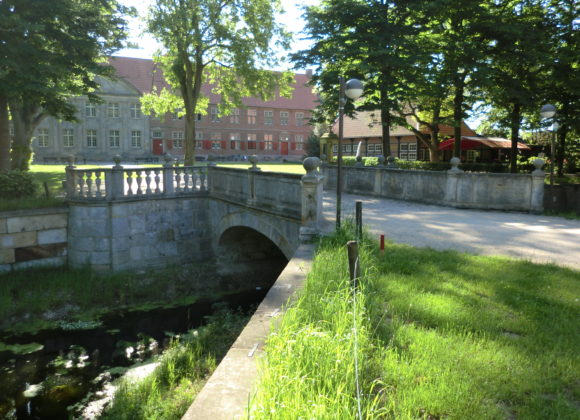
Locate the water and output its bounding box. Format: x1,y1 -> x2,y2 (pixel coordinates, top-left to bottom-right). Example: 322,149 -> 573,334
0,288 -> 268,419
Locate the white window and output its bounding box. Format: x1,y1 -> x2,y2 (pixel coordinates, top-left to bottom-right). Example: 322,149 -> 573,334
130,103 -> 141,119
230,133 -> 241,150
295,134 -> 304,151
63,129 -> 74,147
247,109 -> 257,125
196,131 -> 203,140
264,133 -> 273,150
280,111 -> 289,126
264,110 -> 273,125
399,143 -> 417,161
296,112 -> 305,126
280,133 -> 289,142
197,113 -> 202,121
211,141 -> 221,149
152,130 -> 163,139
367,143 -> 382,155
37,128 -> 49,147
131,130 -> 142,148
230,108 -> 240,124
195,132 -> 203,149
247,133 -> 257,150
107,103 -> 120,118
109,130 -> 120,148
210,106 -> 220,122
172,131 -> 184,148
466,150 -> 479,163
85,102 -> 96,118
86,129 -> 97,148
332,144 -> 338,153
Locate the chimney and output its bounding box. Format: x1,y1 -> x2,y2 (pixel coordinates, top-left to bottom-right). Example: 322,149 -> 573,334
305,68 -> 313,78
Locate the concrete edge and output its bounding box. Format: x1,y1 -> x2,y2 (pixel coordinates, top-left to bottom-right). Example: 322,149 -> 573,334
181,242 -> 316,420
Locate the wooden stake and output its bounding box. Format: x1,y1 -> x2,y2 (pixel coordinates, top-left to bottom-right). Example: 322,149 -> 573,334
347,240 -> 360,283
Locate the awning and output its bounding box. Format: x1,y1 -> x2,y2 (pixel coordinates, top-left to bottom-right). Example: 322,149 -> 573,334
438,137 -> 531,151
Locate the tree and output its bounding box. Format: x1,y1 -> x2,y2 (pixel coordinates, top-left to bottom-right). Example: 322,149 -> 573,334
293,0 -> 426,157
143,0 -> 293,165
0,0 -> 132,170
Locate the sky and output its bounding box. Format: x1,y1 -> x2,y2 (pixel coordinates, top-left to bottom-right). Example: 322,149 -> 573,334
115,0 -> 318,70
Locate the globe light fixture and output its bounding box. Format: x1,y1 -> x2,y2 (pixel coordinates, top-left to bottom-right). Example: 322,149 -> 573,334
540,104 -> 556,119
336,77 -> 363,229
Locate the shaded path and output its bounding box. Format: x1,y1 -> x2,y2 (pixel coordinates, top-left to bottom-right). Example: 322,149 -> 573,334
323,192 -> 580,270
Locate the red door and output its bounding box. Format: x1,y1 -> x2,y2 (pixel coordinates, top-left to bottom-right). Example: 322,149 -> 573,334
153,139 -> 164,155
281,142 -> 289,155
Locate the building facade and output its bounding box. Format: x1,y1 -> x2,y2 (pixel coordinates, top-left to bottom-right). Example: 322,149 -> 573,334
30,57 -> 316,163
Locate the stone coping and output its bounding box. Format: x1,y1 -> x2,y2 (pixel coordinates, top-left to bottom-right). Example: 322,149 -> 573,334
208,166 -> 304,180
182,242 -> 315,420
0,206 -> 69,218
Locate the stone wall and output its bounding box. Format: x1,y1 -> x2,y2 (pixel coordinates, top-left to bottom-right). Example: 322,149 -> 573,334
0,208 -> 68,272
544,184 -> 580,214
323,163 -> 545,213
68,197 -> 212,271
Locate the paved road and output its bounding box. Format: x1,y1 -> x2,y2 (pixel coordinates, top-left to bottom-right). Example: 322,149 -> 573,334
322,192 -> 580,270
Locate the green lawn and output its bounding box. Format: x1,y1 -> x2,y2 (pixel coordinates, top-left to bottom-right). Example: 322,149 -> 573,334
249,228 -> 580,419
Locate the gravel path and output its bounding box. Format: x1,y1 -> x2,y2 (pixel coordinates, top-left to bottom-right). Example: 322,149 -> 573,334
322,192 -> 580,270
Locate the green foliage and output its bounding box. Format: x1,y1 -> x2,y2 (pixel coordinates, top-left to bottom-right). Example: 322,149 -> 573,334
0,169 -> 38,198
306,133 -> 320,157
101,306 -> 250,420
144,0 -> 292,164
250,229 -> 580,418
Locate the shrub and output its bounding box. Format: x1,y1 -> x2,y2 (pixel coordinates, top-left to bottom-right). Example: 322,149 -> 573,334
0,170 -> 38,199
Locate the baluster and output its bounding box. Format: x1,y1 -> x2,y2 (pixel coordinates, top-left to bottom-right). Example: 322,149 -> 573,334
77,172 -> 86,197
145,170 -> 152,194
183,169 -> 190,192
126,170 -> 134,196
175,169 -> 182,193
136,170 -> 143,195
154,169 -> 161,193
200,168 -> 207,191
190,169 -> 198,191
86,171 -> 93,197
94,171 -> 102,198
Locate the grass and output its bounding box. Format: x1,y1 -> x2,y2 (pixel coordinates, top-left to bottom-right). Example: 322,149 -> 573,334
100,306 -> 251,420
0,263 -> 225,334
249,227 -> 580,419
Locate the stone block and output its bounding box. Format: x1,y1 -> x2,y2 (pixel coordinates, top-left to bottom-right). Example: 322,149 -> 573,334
111,217 -> 129,236
0,218 -> 6,234
7,214 -> 67,233
111,205 -> 129,218
89,207 -> 109,221
73,237 -> 94,252
13,256 -> 65,271
37,228 -> 67,245
0,248 -> 15,264
1,231 -> 37,248
111,237 -> 130,252
90,251 -> 110,266
129,216 -> 146,234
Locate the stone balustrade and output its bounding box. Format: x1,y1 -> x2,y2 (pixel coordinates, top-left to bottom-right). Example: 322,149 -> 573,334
66,155 -> 208,201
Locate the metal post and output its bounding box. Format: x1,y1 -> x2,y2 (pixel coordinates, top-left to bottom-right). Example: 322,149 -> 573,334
336,77 -> 345,230
550,124 -> 556,185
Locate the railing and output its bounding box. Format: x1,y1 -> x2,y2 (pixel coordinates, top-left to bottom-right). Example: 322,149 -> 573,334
66,158 -> 208,201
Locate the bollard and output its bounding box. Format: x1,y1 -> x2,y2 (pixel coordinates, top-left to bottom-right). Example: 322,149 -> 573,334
380,234 -> 385,254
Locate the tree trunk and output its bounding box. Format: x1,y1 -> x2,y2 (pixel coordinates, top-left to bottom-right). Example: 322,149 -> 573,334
379,81 -> 391,157
452,72 -> 466,159
429,130 -> 441,162
9,100 -> 42,171
509,102 -> 521,173
0,96 -> 10,170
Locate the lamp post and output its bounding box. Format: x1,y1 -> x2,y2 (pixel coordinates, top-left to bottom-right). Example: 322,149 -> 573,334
540,104 -> 557,185
336,77 -> 364,229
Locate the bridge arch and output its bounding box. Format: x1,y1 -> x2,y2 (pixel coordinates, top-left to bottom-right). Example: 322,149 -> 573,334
214,211 -> 296,260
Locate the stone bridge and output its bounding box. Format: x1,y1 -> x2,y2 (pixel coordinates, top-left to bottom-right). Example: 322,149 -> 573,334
65,157 -> 323,271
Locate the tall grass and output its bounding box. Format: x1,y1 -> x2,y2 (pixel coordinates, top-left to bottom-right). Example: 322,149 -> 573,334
249,227 -> 580,419
100,306 -> 250,419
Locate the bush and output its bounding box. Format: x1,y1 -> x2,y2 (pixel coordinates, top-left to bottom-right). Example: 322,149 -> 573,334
0,170 -> 38,199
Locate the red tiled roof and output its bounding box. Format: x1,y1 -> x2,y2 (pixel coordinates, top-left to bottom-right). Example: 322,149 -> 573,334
439,136 -> 531,150
108,56 -> 316,110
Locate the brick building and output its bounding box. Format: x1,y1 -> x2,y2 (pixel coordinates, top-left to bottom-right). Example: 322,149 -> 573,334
30,57 -> 317,163
321,110 -> 477,161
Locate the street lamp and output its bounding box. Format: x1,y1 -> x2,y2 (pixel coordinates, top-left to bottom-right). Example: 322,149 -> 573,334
540,104 -> 557,185
336,77 -> 364,229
